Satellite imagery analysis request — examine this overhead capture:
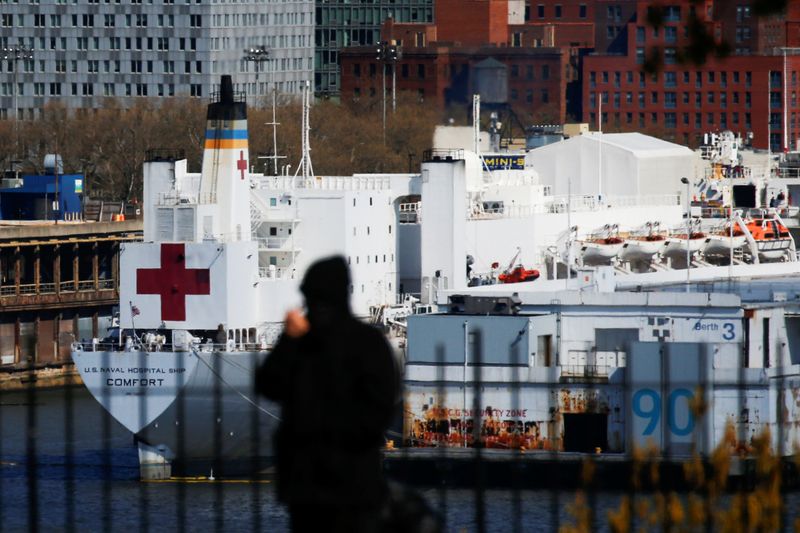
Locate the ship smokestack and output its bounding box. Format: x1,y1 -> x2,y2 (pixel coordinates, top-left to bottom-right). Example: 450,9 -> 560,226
219,75 -> 234,105
198,76 -> 251,241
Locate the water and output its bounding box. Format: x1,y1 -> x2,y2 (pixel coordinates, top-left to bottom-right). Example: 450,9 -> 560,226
2,387 -> 800,532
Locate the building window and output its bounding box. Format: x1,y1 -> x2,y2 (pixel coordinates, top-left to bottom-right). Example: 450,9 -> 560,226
537,4 -> 544,18
579,4 -> 587,18
541,89 -> 549,103
542,65 -> 550,80
555,5 -> 562,18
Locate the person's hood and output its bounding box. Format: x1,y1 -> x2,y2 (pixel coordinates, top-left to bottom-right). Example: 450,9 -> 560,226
300,256 -> 351,316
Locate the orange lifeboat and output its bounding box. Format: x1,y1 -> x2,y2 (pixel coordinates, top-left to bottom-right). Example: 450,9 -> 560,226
745,216 -> 793,261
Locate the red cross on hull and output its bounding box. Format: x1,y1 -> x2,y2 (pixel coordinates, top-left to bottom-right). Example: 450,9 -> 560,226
136,243 -> 211,322
237,151 -> 247,180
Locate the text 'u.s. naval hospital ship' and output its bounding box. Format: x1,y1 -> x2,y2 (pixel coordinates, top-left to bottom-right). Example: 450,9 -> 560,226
74,75 -> 800,479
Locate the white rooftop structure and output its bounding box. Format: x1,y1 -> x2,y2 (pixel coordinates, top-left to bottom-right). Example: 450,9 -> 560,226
527,132 -> 695,199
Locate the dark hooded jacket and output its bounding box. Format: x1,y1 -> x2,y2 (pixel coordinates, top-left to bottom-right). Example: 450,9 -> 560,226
255,256 -> 399,507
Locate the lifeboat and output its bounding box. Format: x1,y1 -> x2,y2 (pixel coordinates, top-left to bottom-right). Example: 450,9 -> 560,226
745,214 -> 793,261
703,220 -> 747,256
576,224 -> 624,265
663,219 -> 706,257
620,222 -> 666,262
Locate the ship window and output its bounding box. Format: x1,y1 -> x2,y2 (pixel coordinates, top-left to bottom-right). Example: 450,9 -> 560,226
270,197 -> 277,207
353,227 -> 356,236
375,255 -> 378,263
369,197 -> 373,206
367,256 -> 370,263
269,256 -> 277,266
367,226 -> 370,235
347,256 -> 351,265
389,225 -> 392,234
361,284 -> 364,293
353,198 -> 356,206
383,255 -> 386,262
356,256 -> 359,264
269,227 -> 277,236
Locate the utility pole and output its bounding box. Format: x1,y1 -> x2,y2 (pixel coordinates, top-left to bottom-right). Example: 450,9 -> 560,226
2,44 -> 34,170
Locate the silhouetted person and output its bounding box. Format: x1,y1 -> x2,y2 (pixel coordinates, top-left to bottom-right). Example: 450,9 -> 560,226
256,256 -> 399,533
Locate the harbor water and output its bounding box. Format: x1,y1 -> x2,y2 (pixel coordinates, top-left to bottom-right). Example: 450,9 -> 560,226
3,386 -> 800,532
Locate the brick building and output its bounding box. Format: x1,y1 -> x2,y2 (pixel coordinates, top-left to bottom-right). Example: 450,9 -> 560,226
583,0 -> 800,150
340,0 -> 581,123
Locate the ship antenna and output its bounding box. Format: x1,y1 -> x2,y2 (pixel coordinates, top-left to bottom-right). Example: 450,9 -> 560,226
293,81 -> 314,182
258,65 -> 286,176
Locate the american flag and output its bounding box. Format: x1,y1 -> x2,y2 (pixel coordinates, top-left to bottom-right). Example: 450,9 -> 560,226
130,304 -> 141,317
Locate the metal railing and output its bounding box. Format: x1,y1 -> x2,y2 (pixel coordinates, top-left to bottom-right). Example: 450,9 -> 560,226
254,175 -> 392,191
0,279 -> 118,297
255,237 -> 294,251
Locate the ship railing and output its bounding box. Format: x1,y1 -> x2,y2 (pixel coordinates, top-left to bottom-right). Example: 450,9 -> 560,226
469,194 -> 681,220
256,237 -> 294,250
70,341 -> 257,353
702,166 -> 753,180
559,363 -> 615,378
155,192 -> 217,205
776,167 -> 800,179
253,175 -> 392,191
258,266 -> 298,280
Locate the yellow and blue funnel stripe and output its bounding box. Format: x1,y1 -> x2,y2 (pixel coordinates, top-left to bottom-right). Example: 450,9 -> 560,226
204,121 -> 248,150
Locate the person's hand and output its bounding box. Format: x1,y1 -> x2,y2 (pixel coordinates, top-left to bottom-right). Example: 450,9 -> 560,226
284,309 -> 310,338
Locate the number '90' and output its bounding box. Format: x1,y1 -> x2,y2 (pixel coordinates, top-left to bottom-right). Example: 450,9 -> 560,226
632,388 -> 695,437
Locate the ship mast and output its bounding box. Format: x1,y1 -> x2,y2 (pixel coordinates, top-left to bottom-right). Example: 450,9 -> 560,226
294,81 -> 314,181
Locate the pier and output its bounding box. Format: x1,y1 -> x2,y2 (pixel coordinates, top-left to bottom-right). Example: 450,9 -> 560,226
0,219 -> 142,375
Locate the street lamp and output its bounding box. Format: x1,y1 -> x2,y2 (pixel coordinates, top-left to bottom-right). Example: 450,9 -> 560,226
243,46 -> 283,175
375,40 -> 402,143
2,44 -> 34,166
680,177 -> 691,291
243,46 -> 269,94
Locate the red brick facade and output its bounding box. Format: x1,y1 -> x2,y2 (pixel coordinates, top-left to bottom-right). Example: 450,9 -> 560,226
340,45 -> 568,122
584,0 -> 800,150
434,0 -> 510,45
340,0 -> 580,122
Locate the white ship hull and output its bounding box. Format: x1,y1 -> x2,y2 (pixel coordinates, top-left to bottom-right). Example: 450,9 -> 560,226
73,347 -> 277,474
